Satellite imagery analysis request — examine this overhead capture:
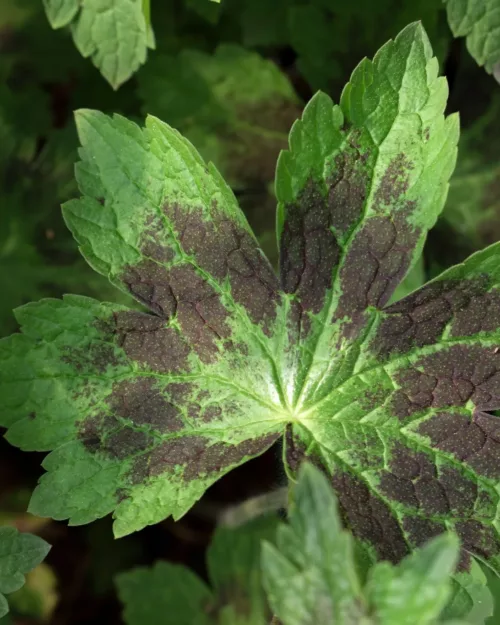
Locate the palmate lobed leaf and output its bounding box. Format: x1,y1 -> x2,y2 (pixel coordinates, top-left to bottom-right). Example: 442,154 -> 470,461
2,21 -> 500,607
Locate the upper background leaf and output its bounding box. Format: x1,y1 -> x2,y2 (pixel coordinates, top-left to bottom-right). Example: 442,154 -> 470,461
137,44 -> 301,191
444,0 -> 500,81
42,0 -> 155,88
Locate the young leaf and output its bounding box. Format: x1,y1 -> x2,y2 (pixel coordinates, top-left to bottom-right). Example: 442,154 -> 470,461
0,527 -> 50,618
366,532 -> 459,624
116,515 -> 279,625
262,463 -> 366,624
42,0 -> 154,88
43,0 -> 79,29
262,464 -> 462,625
444,0 -> 500,80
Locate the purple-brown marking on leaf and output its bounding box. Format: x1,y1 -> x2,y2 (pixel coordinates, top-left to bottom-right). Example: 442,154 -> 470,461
402,517 -> 445,548
165,204 -> 279,333
112,311 -> 190,373
121,259 -> 231,362
78,413 -> 121,454
332,471 -> 409,563
455,520 -> 500,561
130,433 -> 279,482
332,153 -> 420,341
451,288 -> 500,337
105,428 -> 154,460
108,378 -> 186,434
280,181 -> 340,315
327,141 -> 368,236
168,264 -> 231,361
393,345 -> 500,419
417,411 -> 500,479
373,153 -> 414,210
378,442 -> 483,517
284,425 -> 307,474
141,215 -> 177,264
123,260 -> 177,318
333,213 -> 420,340
61,319 -> 123,374
372,277 -> 495,358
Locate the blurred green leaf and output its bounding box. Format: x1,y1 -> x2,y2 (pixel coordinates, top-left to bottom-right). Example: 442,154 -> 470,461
445,0 -> 500,79
117,516 -> 279,625
42,0 -> 155,88
138,44 -> 300,190
0,527 -> 50,618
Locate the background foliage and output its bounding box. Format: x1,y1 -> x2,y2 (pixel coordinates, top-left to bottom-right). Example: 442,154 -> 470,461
1,0 -> 500,623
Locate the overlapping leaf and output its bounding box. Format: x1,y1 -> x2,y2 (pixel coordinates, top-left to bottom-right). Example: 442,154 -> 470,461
42,0 -> 154,88
444,0 -> 500,80
262,464 -> 465,625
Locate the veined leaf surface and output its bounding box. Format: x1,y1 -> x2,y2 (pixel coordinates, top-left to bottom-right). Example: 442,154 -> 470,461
5,24 -> 500,601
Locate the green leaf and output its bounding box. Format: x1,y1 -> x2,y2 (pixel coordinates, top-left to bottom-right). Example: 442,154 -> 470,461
366,533 -> 459,624
286,0 -> 448,92
0,527 -> 50,618
0,109 -> 286,537
439,98 -> 500,255
116,561 -> 213,625
42,0 -> 155,88
116,515 -> 279,624
42,0 -> 79,29
262,464 -> 365,624
262,464 -> 462,625
3,25 -> 498,619
443,562 -> 493,622
138,45 -> 300,189
207,516 -> 279,624
444,0 -> 500,79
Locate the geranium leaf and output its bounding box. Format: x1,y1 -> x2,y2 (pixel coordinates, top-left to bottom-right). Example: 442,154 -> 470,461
3,25 -> 498,619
